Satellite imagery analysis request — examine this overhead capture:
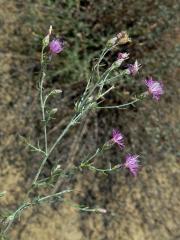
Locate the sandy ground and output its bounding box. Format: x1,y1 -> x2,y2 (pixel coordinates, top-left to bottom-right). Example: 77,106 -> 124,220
0,1 -> 179,240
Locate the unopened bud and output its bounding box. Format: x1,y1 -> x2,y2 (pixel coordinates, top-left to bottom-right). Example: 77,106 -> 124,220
51,164 -> 61,175
112,59 -> 124,68
114,164 -> 122,169
43,35 -> 50,47
102,140 -> 114,150
139,91 -> 149,99
52,89 -> 62,95
54,164 -> 61,172
97,208 -> 107,213
0,191 -> 6,197
106,36 -> 118,47
48,25 -> 52,36
50,108 -> 58,115
117,52 -> 129,60
43,25 -> 53,47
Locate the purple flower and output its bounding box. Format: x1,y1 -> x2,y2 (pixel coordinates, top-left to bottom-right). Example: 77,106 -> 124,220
49,39 -> 64,54
145,77 -> 164,100
117,52 -> 129,60
127,60 -> 141,76
124,154 -> 139,176
112,129 -> 124,149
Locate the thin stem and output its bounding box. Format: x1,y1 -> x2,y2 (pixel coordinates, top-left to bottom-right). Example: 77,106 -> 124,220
89,165 -> 121,173
98,66 -> 113,94
40,80 -> 48,155
97,98 -> 140,109
98,85 -> 115,99
2,190 -> 72,235
62,199 -> 106,213
95,44 -> 117,80
3,203 -> 31,234
80,144 -> 122,174
37,189 -> 73,203
33,114 -> 79,185
40,46 -> 48,154
107,73 -> 122,81
43,90 -> 56,106
81,148 -> 101,166
27,143 -> 46,155
95,47 -> 108,79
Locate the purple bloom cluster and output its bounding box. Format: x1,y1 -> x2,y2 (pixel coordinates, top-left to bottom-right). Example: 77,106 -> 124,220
145,77 -> 164,101
110,49 -> 165,177
116,51 -> 164,100
111,129 -> 139,176
49,39 -> 64,54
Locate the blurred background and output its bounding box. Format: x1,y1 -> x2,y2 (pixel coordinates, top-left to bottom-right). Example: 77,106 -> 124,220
0,0 -> 179,239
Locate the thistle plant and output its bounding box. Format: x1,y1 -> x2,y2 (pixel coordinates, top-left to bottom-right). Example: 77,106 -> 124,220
0,26 -> 164,238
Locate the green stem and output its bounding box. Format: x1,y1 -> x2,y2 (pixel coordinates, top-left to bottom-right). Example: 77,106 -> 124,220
33,115 -> 78,185
3,203 -> 31,234
40,46 -> 48,155
89,165 -> 120,173
95,47 -> 108,79
2,190 -> 72,235
97,98 -> 140,109
36,189 -> 72,203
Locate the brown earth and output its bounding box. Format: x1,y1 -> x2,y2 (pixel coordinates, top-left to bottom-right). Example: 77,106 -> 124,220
0,1 -> 179,240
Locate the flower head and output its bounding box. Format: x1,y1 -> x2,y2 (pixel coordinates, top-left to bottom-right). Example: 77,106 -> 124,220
124,154 -> 139,176
49,39 -> 64,54
117,31 -> 131,45
107,31 -> 131,47
127,60 -> 141,76
117,52 -> 129,60
112,129 -> 124,149
145,77 -> 164,100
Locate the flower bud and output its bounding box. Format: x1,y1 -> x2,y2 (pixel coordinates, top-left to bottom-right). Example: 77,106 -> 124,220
111,59 -> 124,68
114,164 -> 122,169
111,52 -> 129,69
43,25 -> 53,47
52,89 -> 62,95
102,140 -> 114,150
50,108 -> 58,115
54,164 -> 61,172
96,208 -> 107,213
51,164 -> 61,175
117,52 -> 129,60
0,191 -> 6,197
106,36 -> 118,47
43,35 -> 50,47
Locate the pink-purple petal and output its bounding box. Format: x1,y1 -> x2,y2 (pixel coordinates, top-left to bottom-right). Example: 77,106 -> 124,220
124,154 -> 139,176
145,77 -> 164,100
49,39 -> 64,54
112,129 -> 125,149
